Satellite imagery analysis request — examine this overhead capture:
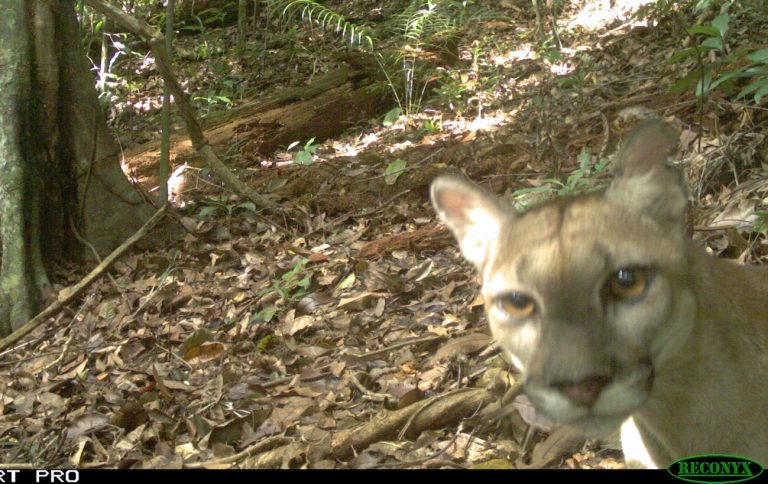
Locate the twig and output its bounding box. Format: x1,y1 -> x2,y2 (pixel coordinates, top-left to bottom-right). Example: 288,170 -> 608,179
185,435 -> 292,468
348,374 -> 391,403
69,214 -> 124,295
44,334 -> 73,371
345,334 -> 446,361
397,387 -> 476,440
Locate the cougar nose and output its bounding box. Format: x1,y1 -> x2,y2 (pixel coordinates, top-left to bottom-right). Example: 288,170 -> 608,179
554,376 -> 611,407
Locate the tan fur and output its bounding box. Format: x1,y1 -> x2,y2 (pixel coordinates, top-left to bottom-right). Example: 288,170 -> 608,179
431,121 -> 768,468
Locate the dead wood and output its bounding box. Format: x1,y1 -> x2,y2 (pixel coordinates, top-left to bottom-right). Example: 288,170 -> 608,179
125,66 -> 385,188
205,68 -> 355,127
237,81 -> 385,155
257,387 -> 494,468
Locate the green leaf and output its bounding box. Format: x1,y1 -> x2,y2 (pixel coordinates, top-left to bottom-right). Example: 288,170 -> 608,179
710,14 -> 729,39
670,70 -> 700,94
565,170 -> 585,191
541,178 -> 565,188
667,47 -> 699,64
383,107 -> 403,126
238,202 -> 257,212
743,65 -> 768,76
752,81 -> 768,103
577,148 -> 591,171
266,178 -> 287,192
709,68 -> 745,90
595,157 -> 611,172
753,212 -> 768,233
686,25 -> 719,37
293,150 -> 313,165
714,77 -> 738,96
198,206 -> 219,218
297,276 -> 311,290
746,49 -> 768,64
694,71 -> 713,98
700,36 -> 723,52
282,258 -> 308,282
737,78 -> 768,100
694,0 -> 714,11
384,159 -> 407,185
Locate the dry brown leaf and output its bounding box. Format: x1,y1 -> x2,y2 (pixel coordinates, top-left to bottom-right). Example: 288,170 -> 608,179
280,313 -> 316,336
185,341 -> 226,364
66,413 -> 110,439
337,292 -> 375,311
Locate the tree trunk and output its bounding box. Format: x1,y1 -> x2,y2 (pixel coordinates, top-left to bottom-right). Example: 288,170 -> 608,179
0,1 -> 37,335
0,0 -> 155,336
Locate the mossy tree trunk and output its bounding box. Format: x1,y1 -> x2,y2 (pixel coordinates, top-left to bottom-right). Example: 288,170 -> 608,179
0,0 -> 155,336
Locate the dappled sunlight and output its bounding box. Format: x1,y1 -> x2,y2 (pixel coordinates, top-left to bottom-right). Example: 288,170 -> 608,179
567,0 -> 655,31
466,113 -> 507,134
492,44 -> 536,66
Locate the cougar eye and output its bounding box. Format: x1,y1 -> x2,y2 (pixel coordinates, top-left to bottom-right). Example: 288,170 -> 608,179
607,268 -> 648,299
495,292 -> 536,319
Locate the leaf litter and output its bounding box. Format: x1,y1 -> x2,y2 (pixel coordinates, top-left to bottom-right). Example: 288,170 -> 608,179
1,0 -> 767,470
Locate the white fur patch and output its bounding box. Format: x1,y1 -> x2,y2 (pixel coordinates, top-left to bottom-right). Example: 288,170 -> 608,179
621,417 -> 658,469
457,208 -> 500,267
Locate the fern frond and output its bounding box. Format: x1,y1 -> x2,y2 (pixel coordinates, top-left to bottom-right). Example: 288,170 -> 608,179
267,0 -> 374,49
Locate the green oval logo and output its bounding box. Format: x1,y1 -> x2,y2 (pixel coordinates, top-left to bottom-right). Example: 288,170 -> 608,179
668,454 -> 764,484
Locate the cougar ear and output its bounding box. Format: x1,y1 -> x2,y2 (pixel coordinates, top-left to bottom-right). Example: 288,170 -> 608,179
606,120 -> 687,231
430,175 -> 509,270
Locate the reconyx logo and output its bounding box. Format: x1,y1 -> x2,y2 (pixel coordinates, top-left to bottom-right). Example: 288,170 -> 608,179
668,455 -> 764,484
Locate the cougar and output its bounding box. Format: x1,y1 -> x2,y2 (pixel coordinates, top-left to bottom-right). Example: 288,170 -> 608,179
430,121 -> 768,468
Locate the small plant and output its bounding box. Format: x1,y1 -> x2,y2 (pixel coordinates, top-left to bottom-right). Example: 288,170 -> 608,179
669,10 -> 768,105
192,91 -> 233,115
420,118 -> 441,133
754,211 -> 768,235
250,258 -> 313,328
258,257 -> 312,302
381,0 -> 499,115
668,13 -> 730,100
432,74 -> 472,111
289,137 -> 318,165
710,49 -> 768,104
382,107 -> 403,126
511,147 -> 611,206
252,307 -> 278,325
534,36 -> 563,64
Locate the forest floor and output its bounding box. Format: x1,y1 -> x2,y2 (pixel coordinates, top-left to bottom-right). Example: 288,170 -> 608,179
2,0 -> 766,469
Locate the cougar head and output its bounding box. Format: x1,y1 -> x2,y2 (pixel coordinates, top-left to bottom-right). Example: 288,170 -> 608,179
431,121 -> 696,435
